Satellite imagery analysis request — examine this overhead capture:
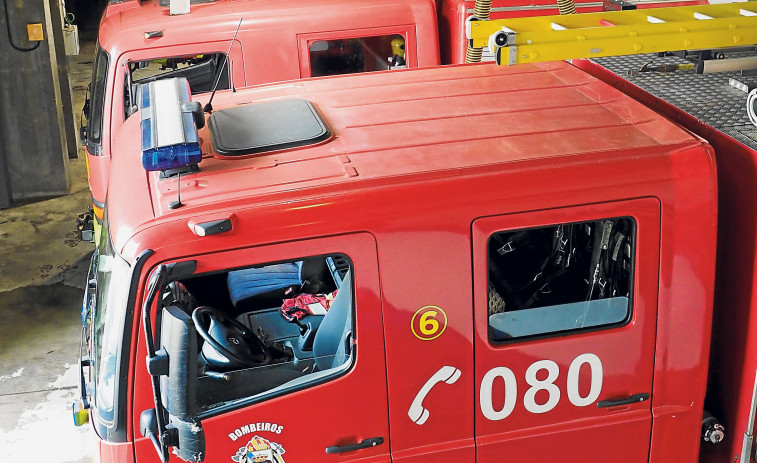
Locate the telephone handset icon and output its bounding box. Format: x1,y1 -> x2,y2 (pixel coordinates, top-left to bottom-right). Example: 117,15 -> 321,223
408,365 -> 462,425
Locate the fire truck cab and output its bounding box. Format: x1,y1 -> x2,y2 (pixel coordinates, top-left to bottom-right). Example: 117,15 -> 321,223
76,61 -> 719,463
81,0 -> 440,228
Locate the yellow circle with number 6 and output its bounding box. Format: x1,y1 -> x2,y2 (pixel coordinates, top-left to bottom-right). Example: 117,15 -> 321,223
411,306 -> 448,341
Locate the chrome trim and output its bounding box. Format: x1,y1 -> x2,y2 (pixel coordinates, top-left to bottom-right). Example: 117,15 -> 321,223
740,369 -> 757,463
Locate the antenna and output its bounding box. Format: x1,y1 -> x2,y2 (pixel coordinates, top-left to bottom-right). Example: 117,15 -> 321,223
203,18 -> 243,113
169,172 -> 184,209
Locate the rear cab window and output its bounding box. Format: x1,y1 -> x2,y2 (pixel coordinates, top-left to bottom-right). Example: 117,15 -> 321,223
299,27 -> 415,78
487,217 -> 635,341
309,34 -> 407,77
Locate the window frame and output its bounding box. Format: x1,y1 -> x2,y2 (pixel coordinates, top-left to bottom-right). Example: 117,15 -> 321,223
134,234 -> 379,423
297,26 -> 417,78
472,199 -> 660,348
485,216 -> 637,344
109,41 -> 245,146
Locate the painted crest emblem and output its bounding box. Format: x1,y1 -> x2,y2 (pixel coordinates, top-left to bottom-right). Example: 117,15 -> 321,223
232,435 -> 286,463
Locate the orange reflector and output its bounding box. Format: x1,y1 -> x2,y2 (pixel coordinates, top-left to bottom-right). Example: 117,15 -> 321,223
93,203 -> 104,221
26,23 -> 44,41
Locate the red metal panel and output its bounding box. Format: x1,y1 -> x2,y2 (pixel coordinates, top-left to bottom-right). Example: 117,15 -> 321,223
99,440 -> 135,463
86,150 -> 110,210
108,63 -> 715,253
473,199 -> 660,463
575,58 -> 740,463
376,219 -> 476,462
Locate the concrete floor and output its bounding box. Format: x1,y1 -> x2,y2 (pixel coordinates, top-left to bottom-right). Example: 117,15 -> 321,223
0,28 -> 97,462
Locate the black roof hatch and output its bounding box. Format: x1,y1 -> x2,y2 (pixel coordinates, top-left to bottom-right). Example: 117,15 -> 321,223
208,99 -> 331,157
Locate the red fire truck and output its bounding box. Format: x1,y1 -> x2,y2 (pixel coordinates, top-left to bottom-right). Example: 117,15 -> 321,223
81,0 -> 440,232
73,43 -> 757,460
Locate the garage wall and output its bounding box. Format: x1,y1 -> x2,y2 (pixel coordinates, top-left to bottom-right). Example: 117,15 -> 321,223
0,0 -> 76,207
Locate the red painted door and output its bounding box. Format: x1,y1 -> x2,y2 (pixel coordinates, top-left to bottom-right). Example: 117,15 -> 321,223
472,199 -> 660,462
133,233 -> 389,463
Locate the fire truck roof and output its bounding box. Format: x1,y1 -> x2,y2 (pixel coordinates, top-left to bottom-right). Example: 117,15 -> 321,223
107,62 -> 707,257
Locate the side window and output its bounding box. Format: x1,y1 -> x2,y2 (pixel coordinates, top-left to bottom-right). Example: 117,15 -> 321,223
124,53 -> 229,118
158,254 -> 354,414
487,217 -> 634,341
87,45 -> 110,152
309,34 -> 406,77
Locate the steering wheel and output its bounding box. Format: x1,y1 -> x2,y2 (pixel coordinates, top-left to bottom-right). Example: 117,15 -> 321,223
192,306 -> 271,368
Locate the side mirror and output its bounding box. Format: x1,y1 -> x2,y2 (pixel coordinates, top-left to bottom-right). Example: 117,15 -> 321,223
159,305 -> 198,419
79,125 -> 88,146
155,305 -> 205,462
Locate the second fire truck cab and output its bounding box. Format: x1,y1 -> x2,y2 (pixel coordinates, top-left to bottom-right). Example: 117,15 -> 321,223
82,0 -> 440,229
77,61 -> 722,463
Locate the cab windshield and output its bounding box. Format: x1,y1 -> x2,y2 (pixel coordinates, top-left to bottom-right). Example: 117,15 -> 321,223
91,212 -> 131,425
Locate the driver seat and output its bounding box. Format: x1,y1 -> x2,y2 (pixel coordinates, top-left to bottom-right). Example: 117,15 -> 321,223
313,271 -> 353,371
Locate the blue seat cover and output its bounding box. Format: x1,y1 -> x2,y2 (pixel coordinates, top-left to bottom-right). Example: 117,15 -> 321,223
227,261 -> 303,306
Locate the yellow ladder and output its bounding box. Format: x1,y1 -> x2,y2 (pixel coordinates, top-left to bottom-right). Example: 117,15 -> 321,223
466,2 -> 757,65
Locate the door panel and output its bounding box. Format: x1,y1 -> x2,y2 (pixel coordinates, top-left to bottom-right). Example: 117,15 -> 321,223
377,226 -> 476,463
473,199 -> 660,463
133,233 -> 389,462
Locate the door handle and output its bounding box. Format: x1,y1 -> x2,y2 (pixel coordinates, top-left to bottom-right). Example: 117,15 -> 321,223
325,436 -> 384,454
597,392 -> 650,408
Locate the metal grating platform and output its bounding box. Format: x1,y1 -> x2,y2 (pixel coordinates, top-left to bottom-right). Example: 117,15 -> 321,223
593,53 -> 757,150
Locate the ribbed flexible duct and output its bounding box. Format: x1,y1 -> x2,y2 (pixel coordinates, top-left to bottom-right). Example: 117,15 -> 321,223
465,0 -> 493,63
557,0 -> 577,15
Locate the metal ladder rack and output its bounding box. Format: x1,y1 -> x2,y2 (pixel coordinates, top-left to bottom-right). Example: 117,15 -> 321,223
466,2 -> 757,65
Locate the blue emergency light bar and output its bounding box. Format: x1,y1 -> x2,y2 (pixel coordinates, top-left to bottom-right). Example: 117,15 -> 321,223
140,77 -> 202,172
